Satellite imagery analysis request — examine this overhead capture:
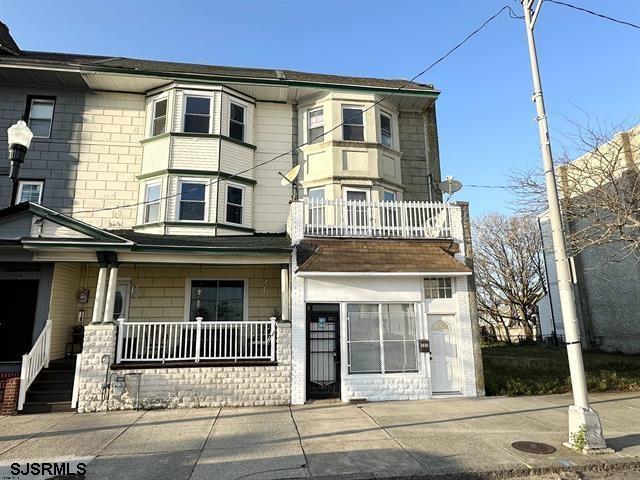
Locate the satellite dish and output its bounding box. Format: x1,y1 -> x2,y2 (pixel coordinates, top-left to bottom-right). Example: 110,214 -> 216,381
279,164 -> 301,186
438,176 -> 463,198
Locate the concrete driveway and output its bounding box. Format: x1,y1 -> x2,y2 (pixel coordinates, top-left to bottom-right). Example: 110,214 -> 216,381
0,392 -> 639,479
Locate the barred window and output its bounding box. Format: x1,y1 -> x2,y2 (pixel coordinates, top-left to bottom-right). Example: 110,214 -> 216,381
424,277 -> 453,299
347,303 -> 418,374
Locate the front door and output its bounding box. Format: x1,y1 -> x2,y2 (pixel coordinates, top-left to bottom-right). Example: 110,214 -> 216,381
0,279 -> 39,361
307,303 -> 340,399
112,281 -> 131,322
429,314 -> 460,393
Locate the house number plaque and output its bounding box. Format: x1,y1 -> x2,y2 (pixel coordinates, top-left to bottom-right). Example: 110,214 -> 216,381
419,339 -> 430,352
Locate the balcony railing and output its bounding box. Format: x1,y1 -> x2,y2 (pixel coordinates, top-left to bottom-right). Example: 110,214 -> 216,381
304,198 -> 451,239
116,319 -> 276,363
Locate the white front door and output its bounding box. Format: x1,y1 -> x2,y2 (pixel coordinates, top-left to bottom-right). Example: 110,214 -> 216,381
429,314 -> 460,393
113,281 -> 131,322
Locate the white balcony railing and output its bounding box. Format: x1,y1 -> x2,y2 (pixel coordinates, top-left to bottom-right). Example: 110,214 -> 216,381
116,319 -> 276,363
18,320 -> 52,410
304,198 -> 451,239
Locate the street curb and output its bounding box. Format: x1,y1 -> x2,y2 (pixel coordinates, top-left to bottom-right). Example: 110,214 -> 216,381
292,456 -> 640,480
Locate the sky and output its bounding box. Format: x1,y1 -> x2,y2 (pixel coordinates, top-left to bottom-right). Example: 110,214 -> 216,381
3,0 -> 639,217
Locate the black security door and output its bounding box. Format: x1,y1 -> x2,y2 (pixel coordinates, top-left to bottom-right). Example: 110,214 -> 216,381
0,279 -> 39,361
306,303 -> 340,399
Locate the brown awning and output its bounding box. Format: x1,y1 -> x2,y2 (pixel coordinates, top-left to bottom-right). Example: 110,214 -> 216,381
296,239 -> 471,274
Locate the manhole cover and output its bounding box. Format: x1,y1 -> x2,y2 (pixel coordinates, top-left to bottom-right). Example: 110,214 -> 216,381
511,441 -> 557,454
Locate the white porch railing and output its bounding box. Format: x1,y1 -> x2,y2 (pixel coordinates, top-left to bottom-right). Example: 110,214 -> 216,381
18,320 -> 52,411
304,198 -> 451,238
116,319 -> 277,363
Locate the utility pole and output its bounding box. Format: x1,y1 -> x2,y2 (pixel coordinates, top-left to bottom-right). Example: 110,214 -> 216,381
521,0 -> 608,451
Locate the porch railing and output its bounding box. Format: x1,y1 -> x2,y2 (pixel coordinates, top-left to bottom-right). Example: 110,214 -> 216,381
304,198 -> 451,239
116,319 -> 276,363
18,319 -> 52,411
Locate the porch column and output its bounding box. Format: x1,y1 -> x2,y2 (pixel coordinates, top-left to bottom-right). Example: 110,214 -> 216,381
281,266 -> 290,322
91,267 -> 109,324
102,266 -> 119,324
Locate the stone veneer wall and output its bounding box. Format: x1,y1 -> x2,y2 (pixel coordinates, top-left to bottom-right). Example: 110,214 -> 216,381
77,322 -> 292,412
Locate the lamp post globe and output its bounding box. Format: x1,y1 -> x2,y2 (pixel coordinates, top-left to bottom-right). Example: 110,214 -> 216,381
7,119 -> 33,182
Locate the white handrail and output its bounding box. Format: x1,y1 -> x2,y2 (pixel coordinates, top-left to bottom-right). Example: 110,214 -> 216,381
116,319 -> 277,363
70,353 -> 82,410
304,198 -> 451,239
18,319 -> 52,411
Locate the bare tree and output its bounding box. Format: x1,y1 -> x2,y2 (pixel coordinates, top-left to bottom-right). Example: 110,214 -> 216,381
474,213 -> 546,342
510,121 -> 640,260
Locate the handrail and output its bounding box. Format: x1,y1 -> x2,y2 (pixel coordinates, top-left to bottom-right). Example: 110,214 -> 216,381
18,319 -> 52,411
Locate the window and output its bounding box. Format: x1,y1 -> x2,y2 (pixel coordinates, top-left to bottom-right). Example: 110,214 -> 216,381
342,106 -> 364,141
307,187 -> 325,228
380,112 -> 392,147
178,180 -> 207,221
345,189 -> 368,228
347,303 -> 418,374
383,191 -> 396,202
27,98 -> 55,138
229,103 -> 245,141
183,96 -> 210,133
16,181 -> 44,204
189,280 -> 244,321
226,185 -> 244,224
424,277 -> 453,299
143,182 -> 161,223
308,108 -> 324,144
152,99 -> 167,136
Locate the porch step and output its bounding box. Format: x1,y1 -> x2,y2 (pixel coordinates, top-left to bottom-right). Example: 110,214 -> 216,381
21,357 -> 76,414
21,401 -> 75,414
24,389 -> 72,403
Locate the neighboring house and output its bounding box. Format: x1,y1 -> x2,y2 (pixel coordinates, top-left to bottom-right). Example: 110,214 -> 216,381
0,22 -> 483,413
538,126 -> 640,353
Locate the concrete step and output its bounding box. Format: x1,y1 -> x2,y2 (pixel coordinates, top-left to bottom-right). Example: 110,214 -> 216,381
21,401 -> 74,414
25,389 -> 72,403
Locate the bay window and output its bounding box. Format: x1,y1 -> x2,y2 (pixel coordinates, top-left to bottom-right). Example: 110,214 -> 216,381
308,108 -> 324,144
184,96 -> 211,133
178,180 -> 207,221
342,106 -> 364,141
229,103 -> 245,141
143,182 -> 161,223
380,112 -> 392,147
152,98 -> 167,136
226,185 -> 244,224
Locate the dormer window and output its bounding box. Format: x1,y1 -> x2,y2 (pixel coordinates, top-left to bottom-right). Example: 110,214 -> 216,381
184,97 -> 211,134
342,106 -> 364,141
380,112 -> 392,147
308,108 -> 324,144
152,99 -> 167,136
229,103 -> 245,141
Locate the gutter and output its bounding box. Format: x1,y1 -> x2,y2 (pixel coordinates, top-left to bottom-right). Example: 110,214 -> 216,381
295,271 -> 472,277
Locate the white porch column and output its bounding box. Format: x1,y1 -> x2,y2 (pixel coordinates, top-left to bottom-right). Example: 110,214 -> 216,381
102,267 -> 119,324
91,266 -> 109,324
281,266 -> 290,322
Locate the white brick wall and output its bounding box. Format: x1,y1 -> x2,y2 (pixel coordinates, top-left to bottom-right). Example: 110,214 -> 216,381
342,374 -> 430,402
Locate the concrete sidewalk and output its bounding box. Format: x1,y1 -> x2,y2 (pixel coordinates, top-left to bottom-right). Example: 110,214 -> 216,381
0,392 -> 639,480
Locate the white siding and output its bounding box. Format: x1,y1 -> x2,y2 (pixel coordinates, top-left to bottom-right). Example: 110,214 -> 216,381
170,136 -> 220,170
219,141 -> 254,177
141,135 -> 170,174
49,263 -> 82,360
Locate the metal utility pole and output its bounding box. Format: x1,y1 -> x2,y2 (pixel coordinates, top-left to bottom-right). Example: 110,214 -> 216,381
521,0 -> 607,451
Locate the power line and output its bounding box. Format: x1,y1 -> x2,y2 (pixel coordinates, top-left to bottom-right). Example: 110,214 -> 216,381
546,0 -> 640,30
74,4 -> 516,215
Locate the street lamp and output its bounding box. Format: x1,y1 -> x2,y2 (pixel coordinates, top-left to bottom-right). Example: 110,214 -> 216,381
7,119 -> 33,204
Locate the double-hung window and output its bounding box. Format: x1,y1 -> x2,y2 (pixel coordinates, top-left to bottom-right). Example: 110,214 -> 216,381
143,182 -> 161,223
226,185 -> 244,224
308,108 -> 324,144
189,280 -> 244,322
183,96 -> 210,133
26,98 -> 55,138
347,303 -> 418,374
16,180 -> 44,204
229,103 -> 245,141
342,106 -> 364,141
152,98 -> 167,136
380,112 -> 392,147
178,180 -> 207,221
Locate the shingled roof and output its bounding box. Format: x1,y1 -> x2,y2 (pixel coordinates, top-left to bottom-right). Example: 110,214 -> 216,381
0,21 -> 20,55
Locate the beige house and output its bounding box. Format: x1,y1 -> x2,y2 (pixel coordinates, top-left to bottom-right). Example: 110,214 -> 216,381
0,22 -> 483,413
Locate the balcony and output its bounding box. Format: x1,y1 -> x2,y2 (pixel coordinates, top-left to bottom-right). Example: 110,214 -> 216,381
303,198 -> 451,239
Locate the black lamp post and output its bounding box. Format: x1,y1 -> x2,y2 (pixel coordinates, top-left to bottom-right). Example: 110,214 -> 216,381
7,119 -> 33,205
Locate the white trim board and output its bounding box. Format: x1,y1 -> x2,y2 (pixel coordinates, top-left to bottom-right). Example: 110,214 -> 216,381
296,271 -> 472,277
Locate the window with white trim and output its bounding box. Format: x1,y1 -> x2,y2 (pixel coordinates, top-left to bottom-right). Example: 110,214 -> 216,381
143,182 -> 161,223
16,181 -> 44,204
424,277 -> 453,299
229,103 -> 245,141
183,96 -> 210,133
308,108 -> 324,144
178,180 -> 207,221
27,98 -> 55,138
152,98 -> 167,136
226,185 -> 244,224
383,190 -> 396,202
189,280 -> 244,322
342,106 -> 364,141
307,187 -> 325,227
347,303 -> 418,374
380,111 -> 392,147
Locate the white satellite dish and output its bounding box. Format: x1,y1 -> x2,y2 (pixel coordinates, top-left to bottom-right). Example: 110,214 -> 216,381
438,176 -> 463,198
279,164 -> 301,186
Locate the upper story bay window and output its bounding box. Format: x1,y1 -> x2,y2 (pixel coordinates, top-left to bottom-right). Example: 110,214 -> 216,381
342,106 -> 364,141
380,112 -> 392,147
184,96 -> 211,134
226,185 -> 244,224
308,108 -> 324,144
152,98 -> 167,136
143,182 -> 162,223
229,103 -> 245,141
26,97 -> 55,138
178,180 -> 208,221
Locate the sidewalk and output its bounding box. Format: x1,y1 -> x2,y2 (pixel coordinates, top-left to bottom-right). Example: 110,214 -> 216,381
0,392 -> 639,479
